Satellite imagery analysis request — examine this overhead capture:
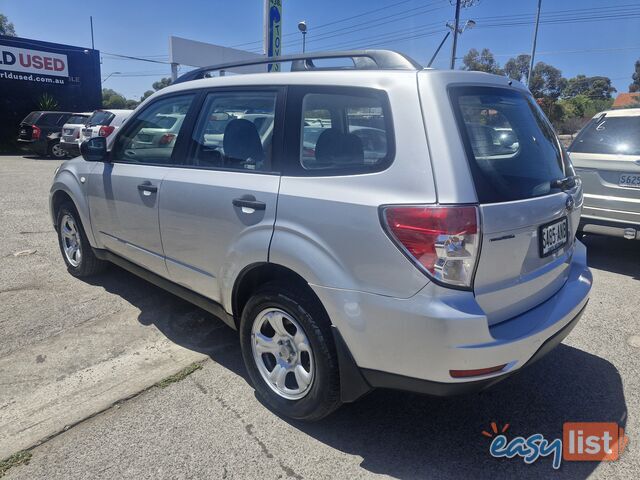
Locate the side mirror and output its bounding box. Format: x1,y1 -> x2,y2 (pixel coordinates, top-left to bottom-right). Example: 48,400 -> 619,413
80,137 -> 108,162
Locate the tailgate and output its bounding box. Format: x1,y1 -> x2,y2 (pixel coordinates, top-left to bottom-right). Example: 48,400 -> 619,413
446,84 -> 580,324
475,193 -> 579,324
18,123 -> 33,141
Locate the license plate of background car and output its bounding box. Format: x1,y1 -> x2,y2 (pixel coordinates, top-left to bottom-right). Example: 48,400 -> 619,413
619,173 -> 640,189
539,216 -> 568,257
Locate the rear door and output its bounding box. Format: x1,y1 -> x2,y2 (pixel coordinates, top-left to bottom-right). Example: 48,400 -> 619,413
448,86 -> 580,325
569,113 -> 640,225
18,112 -> 41,140
159,88 -> 283,302
87,94 -> 196,276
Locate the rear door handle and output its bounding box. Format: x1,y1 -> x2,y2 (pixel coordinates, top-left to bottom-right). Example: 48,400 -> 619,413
232,196 -> 266,211
137,182 -> 158,193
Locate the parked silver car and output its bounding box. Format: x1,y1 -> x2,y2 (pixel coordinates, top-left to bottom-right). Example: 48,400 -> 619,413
49,51 -> 592,421
569,108 -> 640,240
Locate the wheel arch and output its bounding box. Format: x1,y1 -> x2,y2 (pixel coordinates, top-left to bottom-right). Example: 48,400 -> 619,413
231,261 -> 372,403
50,180 -> 98,247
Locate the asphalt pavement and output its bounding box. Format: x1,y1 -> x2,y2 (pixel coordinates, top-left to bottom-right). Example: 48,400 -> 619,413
1,155 -> 639,479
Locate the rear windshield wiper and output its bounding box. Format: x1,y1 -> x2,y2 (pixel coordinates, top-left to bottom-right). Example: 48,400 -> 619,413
550,176 -> 577,191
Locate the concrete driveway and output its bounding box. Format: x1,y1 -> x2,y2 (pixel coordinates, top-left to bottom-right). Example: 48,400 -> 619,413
1,155 -> 638,479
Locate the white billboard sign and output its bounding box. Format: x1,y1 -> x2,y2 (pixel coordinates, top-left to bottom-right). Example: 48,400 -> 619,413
169,36 -> 265,74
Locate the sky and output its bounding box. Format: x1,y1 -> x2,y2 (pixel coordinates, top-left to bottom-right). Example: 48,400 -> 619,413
1,0 -> 638,99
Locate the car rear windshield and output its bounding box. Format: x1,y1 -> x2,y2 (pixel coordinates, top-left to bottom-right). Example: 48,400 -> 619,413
86,111 -> 115,126
450,86 -> 566,204
570,115 -> 640,156
21,112 -> 41,125
66,115 -> 89,125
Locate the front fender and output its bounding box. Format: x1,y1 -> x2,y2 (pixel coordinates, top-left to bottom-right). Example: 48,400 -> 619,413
50,164 -> 97,247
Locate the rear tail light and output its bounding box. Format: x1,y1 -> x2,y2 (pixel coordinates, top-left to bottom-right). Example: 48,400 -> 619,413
98,125 -> 115,137
74,130 -> 80,139
32,125 -> 41,140
159,133 -> 176,145
381,205 -> 480,288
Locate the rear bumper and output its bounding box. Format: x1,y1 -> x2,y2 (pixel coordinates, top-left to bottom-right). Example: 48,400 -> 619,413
59,141 -> 80,156
580,214 -> 640,240
313,240 -> 592,399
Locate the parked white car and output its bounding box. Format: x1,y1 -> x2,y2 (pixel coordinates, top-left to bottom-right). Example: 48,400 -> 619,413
80,109 -> 131,148
59,112 -> 92,156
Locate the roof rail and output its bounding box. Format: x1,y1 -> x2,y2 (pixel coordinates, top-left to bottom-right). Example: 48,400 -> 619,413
173,50 -> 423,84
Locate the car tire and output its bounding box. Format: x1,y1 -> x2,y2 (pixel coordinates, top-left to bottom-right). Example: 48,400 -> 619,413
48,140 -> 67,159
239,282 -> 342,421
56,202 -> 108,277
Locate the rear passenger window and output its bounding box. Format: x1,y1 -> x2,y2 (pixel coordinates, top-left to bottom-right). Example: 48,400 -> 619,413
300,92 -> 390,171
190,91 -> 277,172
112,94 -> 194,165
38,114 -> 63,126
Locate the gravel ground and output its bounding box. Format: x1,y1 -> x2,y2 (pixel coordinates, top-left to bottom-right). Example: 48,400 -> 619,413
1,155 -> 639,479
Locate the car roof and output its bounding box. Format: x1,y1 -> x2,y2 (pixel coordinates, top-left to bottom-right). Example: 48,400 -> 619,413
595,108 -> 640,118
152,69 -> 524,102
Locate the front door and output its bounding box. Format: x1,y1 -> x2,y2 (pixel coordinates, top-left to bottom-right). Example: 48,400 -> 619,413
87,93 -> 197,276
159,89 -> 283,303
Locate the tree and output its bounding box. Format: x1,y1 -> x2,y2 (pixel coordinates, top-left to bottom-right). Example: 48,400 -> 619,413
102,88 -> 127,109
528,62 -> 566,100
461,48 -> 503,75
563,75 -> 616,99
630,59 -> 640,93
139,77 -> 173,102
504,54 -> 530,83
0,13 -> 16,36
152,77 -> 172,91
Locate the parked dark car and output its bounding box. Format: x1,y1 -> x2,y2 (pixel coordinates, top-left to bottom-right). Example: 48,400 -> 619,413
17,111 -> 74,159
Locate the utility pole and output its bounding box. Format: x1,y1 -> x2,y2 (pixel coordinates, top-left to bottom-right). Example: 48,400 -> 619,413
90,16 -> 95,50
449,0 -> 462,69
528,0 -> 542,87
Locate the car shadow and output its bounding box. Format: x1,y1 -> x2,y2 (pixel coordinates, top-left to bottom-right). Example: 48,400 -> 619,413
84,265 -> 627,479
583,234 -> 640,280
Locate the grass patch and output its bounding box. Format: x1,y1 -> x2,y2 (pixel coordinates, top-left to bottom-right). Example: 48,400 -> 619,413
155,363 -> 202,389
0,451 -> 32,477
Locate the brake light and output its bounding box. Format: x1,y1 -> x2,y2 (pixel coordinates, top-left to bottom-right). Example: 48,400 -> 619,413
381,205 -> 480,288
98,125 -> 115,137
32,125 -> 41,140
74,130 -> 80,139
159,133 -> 176,145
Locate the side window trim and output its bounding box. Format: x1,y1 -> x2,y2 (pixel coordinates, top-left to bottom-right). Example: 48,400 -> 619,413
181,86 -> 286,175
110,91 -> 199,167
282,85 -> 395,177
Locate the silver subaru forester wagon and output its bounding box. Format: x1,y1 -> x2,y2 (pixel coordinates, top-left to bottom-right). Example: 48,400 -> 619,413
50,51 -> 592,420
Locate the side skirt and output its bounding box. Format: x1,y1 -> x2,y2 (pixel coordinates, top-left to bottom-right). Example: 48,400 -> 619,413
93,248 -> 236,330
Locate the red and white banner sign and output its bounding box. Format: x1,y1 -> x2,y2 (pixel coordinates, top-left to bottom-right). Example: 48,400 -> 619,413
0,45 -> 68,78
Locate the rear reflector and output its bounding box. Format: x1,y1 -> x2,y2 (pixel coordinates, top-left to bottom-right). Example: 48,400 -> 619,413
381,205 -> 480,288
450,364 -> 507,378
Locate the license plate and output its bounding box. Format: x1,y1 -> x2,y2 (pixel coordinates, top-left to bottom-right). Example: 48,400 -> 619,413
619,174 -> 640,189
539,217 -> 568,257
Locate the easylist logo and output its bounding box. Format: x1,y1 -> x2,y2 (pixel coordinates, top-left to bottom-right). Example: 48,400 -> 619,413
0,45 -> 68,77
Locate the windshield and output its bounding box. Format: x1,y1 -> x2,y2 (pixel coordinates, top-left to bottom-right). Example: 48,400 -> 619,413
66,115 -> 89,125
570,115 -> 640,156
451,86 -> 566,203
86,111 -> 115,126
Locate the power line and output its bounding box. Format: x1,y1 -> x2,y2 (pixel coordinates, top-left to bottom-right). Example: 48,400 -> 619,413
228,0 -> 422,48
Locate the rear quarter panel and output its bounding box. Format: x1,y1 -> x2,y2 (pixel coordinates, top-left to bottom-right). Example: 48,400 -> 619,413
270,72 -> 436,298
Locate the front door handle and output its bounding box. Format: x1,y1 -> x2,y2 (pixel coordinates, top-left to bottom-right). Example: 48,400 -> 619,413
137,182 -> 158,193
232,196 -> 266,211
